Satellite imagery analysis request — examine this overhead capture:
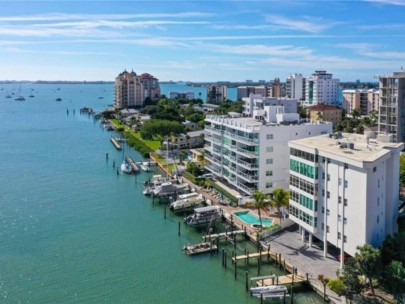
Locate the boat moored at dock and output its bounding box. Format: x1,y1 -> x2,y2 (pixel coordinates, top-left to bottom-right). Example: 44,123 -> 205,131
184,206 -> 222,227
169,193 -> 204,213
120,161 -> 132,174
183,242 -> 217,255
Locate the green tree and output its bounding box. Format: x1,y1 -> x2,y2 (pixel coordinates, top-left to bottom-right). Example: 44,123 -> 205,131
354,244 -> 381,295
188,112 -> 205,124
384,260 -> 405,304
341,258 -> 363,299
297,105 -> 307,119
380,232 -> 405,266
270,188 -> 289,224
140,119 -> 185,139
250,191 -> 271,229
153,98 -> 183,122
400,154 -> 405,187
351,108 -> 362,120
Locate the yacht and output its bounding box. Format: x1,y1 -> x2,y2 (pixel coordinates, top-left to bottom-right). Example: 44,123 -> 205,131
184,206 -> 222,227
15,96 -> 25,101
169,193 -> 204,213
5,95 -> 12,98
120,161 -> 132,174
55,98 -> 62,101
152,182 -> 189,198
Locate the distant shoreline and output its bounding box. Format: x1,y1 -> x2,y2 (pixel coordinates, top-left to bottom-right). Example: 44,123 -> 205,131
0,81 -> 114,84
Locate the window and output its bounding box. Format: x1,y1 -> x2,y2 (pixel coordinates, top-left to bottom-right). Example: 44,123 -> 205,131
266,170 -> 273,176
377,197 -> 379,206
327,209 -> 330,216
338,215 -> 341,221
327,174 -> 330,181
344,217 -> 347,224
322,172 -> 325,180
266,159 -> 273,165
338,232 -> 341,239
373,167 -> 377,172
327,191 -> 330,199
322,223 -> 324,230
338,178 -> 342,186
266,134 -> 273,140
344,180 -> 348,188
338,196 -> 342,204
322,189 -> 325,197
266,182 -> 273,189
344,199 -> 348,206
377,215 -> 379,224
344,163 -> 348,169
266,147 -> 273,153
343,235 -> 347,243
327,226 -> 330,233
322,207 -> 324,213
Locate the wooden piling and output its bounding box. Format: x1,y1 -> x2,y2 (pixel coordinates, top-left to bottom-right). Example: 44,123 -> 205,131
222,249 -> 225,267
257,257 -> 260,276
224,251 -> 227,268
164,206 -> 166,219
178,221 -> 181,236
245,271 -> 249,292
234,260 -> 237,279
106,153 -> 108,161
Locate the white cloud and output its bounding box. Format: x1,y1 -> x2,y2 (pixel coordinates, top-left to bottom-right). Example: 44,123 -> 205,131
0,12 -> 214,22
358,23 -> 405,30
203,43 -> 314,57
265,15 -> 342,33
365,0 -> 405,6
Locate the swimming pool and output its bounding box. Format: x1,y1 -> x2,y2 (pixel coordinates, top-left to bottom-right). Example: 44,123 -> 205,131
234,211 -> 273,227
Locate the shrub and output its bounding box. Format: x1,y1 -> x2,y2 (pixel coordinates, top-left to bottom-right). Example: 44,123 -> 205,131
327,278 -> 345,296
122,131 -> 153,158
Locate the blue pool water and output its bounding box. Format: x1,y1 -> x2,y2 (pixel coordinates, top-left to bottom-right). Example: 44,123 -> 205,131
234,211 -> 273,226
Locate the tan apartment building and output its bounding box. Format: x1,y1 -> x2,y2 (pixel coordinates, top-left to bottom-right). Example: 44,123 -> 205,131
207,85 -> 227,103
267,78 -> 281,97
114,70 -> 160,109
308,104 -> 342,127
342,89 -> 379,115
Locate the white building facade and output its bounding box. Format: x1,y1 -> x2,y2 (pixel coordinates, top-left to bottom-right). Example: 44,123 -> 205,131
286,73 -> 305,101
304,70 -> 339,107
242,95 -> 298,117
288,133 -> 403,268
169,91 -> 195,100
204,113 -> 332,196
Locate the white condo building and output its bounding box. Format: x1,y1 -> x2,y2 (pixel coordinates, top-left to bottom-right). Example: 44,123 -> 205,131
286,73 -> 305,101
169,91 -> 195,100
288,132 -> 403,268
204,110 -> 332,196
304,70 -> 339,107
242,95 -> 298,117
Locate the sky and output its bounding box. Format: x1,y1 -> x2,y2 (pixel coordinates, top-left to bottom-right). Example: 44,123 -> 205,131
0,0 -> 405,82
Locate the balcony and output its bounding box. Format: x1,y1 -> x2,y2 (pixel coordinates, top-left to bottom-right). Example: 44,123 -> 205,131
205,164 -> 221,175
237,158 -> 259,170
236,147 -> 258,158
225,131 -> 259,145
237,182 -> 257,195
212,147 -> 222,156
237,170 -> 259,182
209,127 -> 224,135
212,137 -> 222,145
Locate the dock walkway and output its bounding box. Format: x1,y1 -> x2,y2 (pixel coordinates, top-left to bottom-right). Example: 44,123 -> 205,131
202,230 -> 245,241
256,274 -> 306,287
125,156 -> 139,172
110,137 -> 121,150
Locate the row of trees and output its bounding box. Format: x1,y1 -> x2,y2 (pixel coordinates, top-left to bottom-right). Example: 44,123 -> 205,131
336,233 -> 405,303
140,119 -> 185,140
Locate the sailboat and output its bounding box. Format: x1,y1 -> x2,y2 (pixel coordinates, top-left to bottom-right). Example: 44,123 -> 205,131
15,85 -> 25,101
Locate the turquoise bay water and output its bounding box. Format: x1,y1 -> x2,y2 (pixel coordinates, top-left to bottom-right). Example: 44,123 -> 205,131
234,211 -> 273,227
0,83 -> 322,303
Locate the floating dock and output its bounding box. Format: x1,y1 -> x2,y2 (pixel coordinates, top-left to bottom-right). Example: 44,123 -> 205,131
125,156 -> 139,172
110,137 -> 121,150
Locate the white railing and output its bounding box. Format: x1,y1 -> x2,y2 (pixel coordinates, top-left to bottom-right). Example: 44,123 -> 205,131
236,147 -> 258,158
237,158 -> 258,169
237,170 -> 259,182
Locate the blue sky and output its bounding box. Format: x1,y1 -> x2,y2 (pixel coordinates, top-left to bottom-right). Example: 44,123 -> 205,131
1,0 -> 404,82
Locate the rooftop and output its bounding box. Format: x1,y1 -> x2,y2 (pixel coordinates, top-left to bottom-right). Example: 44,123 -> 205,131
290,133 -> 403,163
308,104 -> 341,111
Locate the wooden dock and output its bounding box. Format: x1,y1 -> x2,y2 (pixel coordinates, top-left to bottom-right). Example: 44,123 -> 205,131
232,250 -> 275,262
125,156 -> 139,172
256,274 -> 306,287
202,230 -> 245,241
110,137 -> 121,150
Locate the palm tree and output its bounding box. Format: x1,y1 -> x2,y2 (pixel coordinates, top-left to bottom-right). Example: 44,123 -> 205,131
270,188 -> 289,224
354,244 -> 381,295
250,191 -> 271,229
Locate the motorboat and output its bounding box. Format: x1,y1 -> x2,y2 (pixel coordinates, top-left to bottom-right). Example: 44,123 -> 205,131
120,161 -> 132,174
55,98 -> 62,101
15,96 -> 25,101
169,193 -> 204,213
183,242 -> 217,255
184,206 -> 222,227
140,162 -> 150,172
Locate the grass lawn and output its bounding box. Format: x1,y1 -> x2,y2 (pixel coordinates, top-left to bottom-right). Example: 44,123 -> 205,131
108,119 -> 160,150
133,132 -> 160,150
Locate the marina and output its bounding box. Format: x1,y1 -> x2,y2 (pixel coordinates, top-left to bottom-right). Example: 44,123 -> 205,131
0,83 -> 324,304
110,137 -> 121,150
